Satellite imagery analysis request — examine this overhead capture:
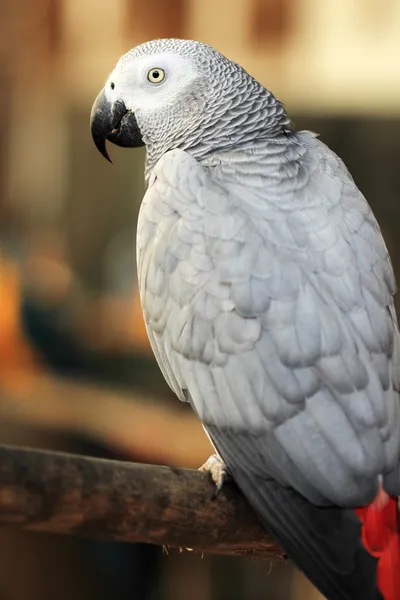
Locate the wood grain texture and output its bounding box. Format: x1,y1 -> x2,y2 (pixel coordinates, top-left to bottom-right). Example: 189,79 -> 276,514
0,444 -> 283,560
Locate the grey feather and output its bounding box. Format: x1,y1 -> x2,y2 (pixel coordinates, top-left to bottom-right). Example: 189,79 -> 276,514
138,139 -> 400,506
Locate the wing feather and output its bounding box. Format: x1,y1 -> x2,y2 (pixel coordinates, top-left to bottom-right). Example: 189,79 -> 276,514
137,143 -> 400,508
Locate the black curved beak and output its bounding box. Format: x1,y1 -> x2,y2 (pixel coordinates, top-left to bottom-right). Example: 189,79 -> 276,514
90,89 -> 144,162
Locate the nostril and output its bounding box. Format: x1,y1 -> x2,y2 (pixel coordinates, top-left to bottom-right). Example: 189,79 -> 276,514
110,82 -> 115,90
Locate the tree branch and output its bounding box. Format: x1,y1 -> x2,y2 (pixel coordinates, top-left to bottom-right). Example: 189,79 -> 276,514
0,444 -> 283,559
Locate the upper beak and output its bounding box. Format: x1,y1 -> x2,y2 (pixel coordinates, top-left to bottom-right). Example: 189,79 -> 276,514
90,88 -> 144,162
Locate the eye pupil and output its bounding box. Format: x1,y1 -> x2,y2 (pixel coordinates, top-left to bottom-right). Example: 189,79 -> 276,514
110,82 -> 115,90
152,71 -> 160,79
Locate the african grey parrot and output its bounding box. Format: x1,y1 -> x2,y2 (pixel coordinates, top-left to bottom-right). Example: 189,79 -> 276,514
90,38 -> 400,600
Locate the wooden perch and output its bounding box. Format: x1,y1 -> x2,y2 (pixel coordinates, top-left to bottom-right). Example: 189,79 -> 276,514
0,444 -> 283,560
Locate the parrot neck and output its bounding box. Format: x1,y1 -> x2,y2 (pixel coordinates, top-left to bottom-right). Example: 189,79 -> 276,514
143,87 -> 294,184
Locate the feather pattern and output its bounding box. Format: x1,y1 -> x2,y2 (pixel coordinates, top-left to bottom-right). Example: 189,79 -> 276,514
138,136 -> 400,510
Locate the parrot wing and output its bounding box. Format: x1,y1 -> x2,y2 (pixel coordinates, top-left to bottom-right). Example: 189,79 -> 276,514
137,142 -> 400,600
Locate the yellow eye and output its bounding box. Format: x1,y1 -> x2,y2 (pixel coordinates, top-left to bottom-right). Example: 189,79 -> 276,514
147,68 -> 165,83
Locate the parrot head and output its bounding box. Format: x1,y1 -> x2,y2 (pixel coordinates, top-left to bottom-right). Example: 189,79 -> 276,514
90,38 -> 291,166
91,39 -> 226,163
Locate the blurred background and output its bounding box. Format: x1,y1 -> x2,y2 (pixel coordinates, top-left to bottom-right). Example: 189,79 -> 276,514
0,0 -> 399,598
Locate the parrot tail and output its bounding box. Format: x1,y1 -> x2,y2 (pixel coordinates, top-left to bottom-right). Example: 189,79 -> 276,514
207,426 -> 397,599
355,487 -> 400,600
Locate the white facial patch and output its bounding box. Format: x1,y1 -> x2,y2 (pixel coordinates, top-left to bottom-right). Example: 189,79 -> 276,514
109,52 -> 201,113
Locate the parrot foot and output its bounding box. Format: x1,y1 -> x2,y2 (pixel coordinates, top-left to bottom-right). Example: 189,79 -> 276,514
199,454 -> 230,498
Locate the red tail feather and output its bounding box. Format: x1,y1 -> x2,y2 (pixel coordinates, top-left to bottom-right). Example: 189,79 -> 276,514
355,488 -> 400,600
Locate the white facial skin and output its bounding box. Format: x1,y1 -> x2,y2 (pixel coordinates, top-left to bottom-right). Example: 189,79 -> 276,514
103,52 -> 209,146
